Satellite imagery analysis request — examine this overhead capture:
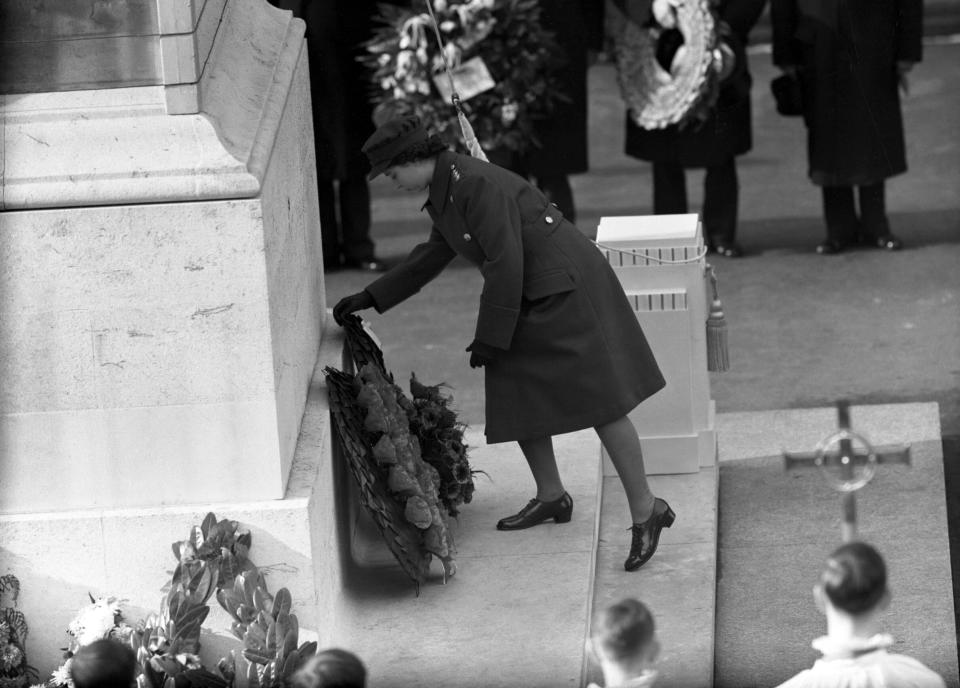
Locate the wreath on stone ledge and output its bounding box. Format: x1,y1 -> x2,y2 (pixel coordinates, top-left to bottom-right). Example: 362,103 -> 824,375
325,315 -> 476,591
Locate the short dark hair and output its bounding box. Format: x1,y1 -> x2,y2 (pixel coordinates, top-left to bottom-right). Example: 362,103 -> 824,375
70,639 -> 137,688
290,648 -> 366,688
388,134 -> 447,167
821,541 -> 888,615
593,598 -> 655,662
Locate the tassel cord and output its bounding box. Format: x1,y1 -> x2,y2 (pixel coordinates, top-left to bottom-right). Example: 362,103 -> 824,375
422,0 -> 489,161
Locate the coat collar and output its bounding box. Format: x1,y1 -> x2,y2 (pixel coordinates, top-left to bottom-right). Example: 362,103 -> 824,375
424,149 -> 457,213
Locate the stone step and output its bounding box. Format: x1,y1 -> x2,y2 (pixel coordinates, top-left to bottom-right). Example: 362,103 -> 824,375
338,427 -> 603,687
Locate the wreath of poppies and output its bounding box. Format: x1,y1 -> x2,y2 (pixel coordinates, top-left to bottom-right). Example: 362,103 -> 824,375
364,0 -> 565,153
326,316 -> 476,590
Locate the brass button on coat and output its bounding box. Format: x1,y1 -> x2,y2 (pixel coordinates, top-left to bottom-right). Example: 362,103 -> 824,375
463,233 -> 472,241
545,216 -> 554,224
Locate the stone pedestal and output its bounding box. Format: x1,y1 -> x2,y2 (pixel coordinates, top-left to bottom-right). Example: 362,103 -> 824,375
0,0 -> 323,512
0,0 -> 349,673
596,213 -> 717,474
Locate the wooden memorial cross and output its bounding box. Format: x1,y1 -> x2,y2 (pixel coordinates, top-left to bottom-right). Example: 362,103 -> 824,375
783,400 -> 911,542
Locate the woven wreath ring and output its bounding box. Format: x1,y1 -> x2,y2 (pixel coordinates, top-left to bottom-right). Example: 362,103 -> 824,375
614,0 -> 718,130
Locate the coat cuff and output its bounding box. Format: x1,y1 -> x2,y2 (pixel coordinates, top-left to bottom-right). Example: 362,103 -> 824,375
475,300 -> 519,350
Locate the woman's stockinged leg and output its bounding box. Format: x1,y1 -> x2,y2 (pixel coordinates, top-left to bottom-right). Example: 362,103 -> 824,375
517,436 -> 566,502
595,416 -> 656,523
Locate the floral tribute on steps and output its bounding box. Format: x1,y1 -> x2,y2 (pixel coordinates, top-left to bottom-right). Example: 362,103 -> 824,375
0,575 -> 38,688
39,513 -> 316,688
364,0 -> 565,154
326,315 -> 476,590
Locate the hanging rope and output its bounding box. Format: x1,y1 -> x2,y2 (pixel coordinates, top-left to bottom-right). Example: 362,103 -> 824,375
422,0 -> 489,161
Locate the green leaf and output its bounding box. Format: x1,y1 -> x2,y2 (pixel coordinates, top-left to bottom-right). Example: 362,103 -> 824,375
201,512 -> 217,539
280,650 -> 301,679
272,588 -> 293,618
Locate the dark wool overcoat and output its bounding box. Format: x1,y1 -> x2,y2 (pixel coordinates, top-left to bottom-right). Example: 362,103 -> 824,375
299,0 -> 379,180
526,0 -> 605,175
624,0 -> 768,167
365,151 -> 665,444
771,0 -> 923,185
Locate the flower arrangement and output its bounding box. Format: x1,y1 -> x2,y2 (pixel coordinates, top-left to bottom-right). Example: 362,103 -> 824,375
407,374 -> 476,516
37,512 -> 313,688
0,576 -> 38,688
365,0 -> 565,154
45,596 -> 134,688
357,364 -> 456,570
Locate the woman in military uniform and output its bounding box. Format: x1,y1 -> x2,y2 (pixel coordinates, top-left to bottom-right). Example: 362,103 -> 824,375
334,117 -> 674,571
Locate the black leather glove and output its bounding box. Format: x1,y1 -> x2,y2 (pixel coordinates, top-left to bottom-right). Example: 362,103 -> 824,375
466,340 -> 500,369
333,291 -> 374,325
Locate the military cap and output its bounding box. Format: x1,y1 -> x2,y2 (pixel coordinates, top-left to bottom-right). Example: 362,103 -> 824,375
362,115 -> 429,180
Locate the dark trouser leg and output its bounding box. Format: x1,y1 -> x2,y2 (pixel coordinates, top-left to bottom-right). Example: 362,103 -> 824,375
858,182 -> 890,238
317,180 -> 340,269
703,157 -> 738,245
652,161 -> 688,214
535,174 -> 576,222
339,173 -> 374,263
821,185 -> 859,244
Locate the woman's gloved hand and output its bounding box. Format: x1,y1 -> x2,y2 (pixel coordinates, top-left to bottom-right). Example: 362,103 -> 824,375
466,340 -> 500,369
333,290 -> 374,325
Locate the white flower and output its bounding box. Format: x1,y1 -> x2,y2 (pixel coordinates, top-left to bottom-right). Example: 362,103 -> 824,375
393,86 -> 406,99
440,20 -> 456,32
51,659 -> 74,688
433,0 -> 447,11
378,53 -> 391,66
501,101 -> 518,124
69,597 -> 121,646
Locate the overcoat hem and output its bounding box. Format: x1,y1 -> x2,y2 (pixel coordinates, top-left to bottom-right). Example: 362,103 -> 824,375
483,381 -> 665,444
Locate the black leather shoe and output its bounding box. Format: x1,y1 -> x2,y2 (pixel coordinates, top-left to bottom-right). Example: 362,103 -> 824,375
713,242 -> 744,258
816,238 -> 847,255
497,492 -> 573,530
342,257 -> 389,272
871,233 -> 903,251
624,498 -> 675,571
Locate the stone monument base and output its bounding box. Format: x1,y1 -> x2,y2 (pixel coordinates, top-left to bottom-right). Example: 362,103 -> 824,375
0,327 -> 348,677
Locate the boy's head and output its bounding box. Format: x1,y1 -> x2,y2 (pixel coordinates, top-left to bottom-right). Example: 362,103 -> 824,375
291,648 -> 366,688
70,639 -> 137,688
815,541 -> 889,617
591,598 -> 659,670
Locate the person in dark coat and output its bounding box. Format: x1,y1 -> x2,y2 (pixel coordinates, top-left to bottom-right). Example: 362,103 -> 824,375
334,116 -> 675,572
622,0 -> 767,257
296,0 -> 386,272
487,0 -> 605,222
771,0 -> 923,254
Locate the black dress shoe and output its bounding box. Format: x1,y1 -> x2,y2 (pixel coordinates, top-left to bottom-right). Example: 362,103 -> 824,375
497,492 -> 573,530
342,257 -> 389,272
624,498 -> 675,571
713,242 -> 744,258
870,233 -> 903,251
816,238 -> 847,255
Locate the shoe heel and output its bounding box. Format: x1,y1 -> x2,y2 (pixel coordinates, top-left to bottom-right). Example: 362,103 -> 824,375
554,496 -> 573,524
663,507 -> 676,528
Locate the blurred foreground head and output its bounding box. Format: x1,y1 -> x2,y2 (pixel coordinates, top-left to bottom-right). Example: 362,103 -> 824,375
592,598 -> 659,667
70,639 -> 137,688
819,541 -> 889,616
291,649 -> 366,688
